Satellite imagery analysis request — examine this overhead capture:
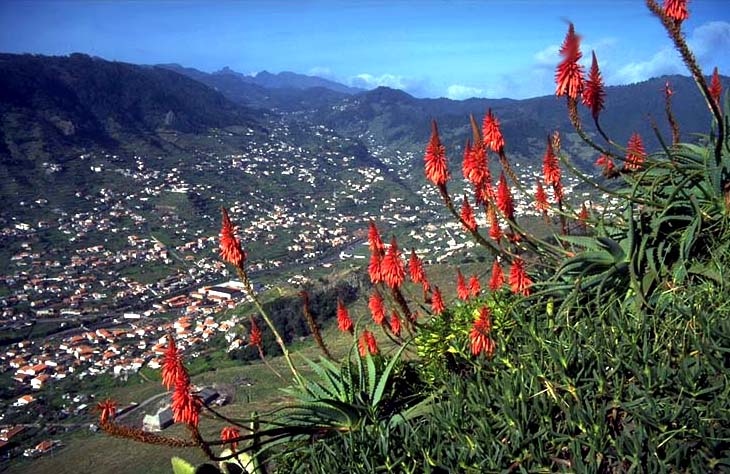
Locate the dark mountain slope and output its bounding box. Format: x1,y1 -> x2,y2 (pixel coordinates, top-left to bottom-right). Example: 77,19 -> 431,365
0,53 -> 263,164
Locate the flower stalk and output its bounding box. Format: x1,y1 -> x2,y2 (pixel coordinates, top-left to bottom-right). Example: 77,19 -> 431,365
236,256 -> 302,385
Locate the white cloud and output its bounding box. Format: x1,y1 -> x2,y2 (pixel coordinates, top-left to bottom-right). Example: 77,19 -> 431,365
610,48 -> 682,84
534,44 -> 560,69
349,73 -> 407,90
307,66 -> 332,78
446,84 -> 484,100
347,73 -> 432,97
687,21 -> 730,64
609,21 -> 730,84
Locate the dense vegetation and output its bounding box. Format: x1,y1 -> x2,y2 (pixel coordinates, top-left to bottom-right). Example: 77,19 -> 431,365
227,277 -> 362,362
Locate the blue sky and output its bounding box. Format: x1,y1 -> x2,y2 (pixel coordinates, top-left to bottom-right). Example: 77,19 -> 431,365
1,0 -> 729,99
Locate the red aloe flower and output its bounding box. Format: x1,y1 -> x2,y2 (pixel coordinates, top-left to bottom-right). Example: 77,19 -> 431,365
408,249 -> 428,289
368,251 -> 382,284
161,334 -> 184,390
431,286 -> 445,315
460,195 -> 477,232
171,378 -> 200,427
535,179 -> 549,212
578,202 -> 590,232
337,299 -> 353,334
358,330 -> 378,357
463,141 -> 489,186
542,139 -> 561,186
161,335 -> 199,426
663,0 -> 689,22
474,146 -> 491,185
389,311 -> 402,337
489,259 -> 505,291
482,109 -> 505,153
579,202 -> 589,221
462,139 -> 474,179
368,220 -> 385,254
595,154 -> 616,176
424,120 -> 450,186
366,331 -> 378,354
474,182 -> 486,206
624,132 -> 646,171
496,172 -> 515,221
96,399 -> 118,424
582,51 -> 606,119
555,22 -> 584,99
249,317 -> 262,348
665,81 -> 674,98
219,207 -> 246,268
381,237 -> 405,289
509,258 -> 532,296
456,269 -> 469,301
474,177 -> 494,206
488,205 -> 503,242
469,275 -> 481,297
221,426 -> 241,451
710,67 -> 722,106
368,291 -> 385,325
470,307 -> 496,357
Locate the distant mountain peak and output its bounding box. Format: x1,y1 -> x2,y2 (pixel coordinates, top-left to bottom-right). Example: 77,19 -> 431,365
210,67 -> 365,95
214,66 -> 251,79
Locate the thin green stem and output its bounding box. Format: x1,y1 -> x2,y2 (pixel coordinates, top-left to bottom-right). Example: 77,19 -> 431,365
258,345 -> 284,380
567,98 -> 623,162
236,266 -> 303,386
200,402 -> 255,432
557,153 -> 658,207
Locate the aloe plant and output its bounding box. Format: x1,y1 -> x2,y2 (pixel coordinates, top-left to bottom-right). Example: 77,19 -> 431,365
276,342 -> 423,431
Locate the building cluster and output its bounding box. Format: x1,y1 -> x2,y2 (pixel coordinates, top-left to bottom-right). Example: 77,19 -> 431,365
2,280 -> 248,400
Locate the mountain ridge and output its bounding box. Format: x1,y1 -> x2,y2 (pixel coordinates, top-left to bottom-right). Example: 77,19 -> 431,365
159,63 -> 364,96
2,52 -> 727,220
242,69 -> 365,95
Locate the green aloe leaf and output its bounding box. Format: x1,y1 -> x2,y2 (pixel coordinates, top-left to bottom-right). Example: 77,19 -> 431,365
171,457 -> 197,474
373,342 -> 409,408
